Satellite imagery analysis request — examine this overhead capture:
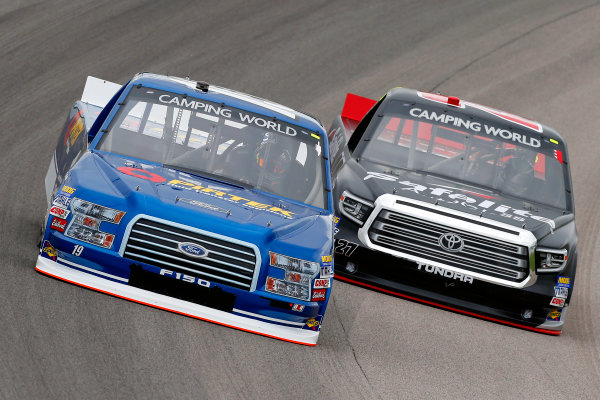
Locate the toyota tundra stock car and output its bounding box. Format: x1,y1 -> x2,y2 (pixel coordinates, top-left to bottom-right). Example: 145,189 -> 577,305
328,89 -> 577,334
36,73 -> 335,345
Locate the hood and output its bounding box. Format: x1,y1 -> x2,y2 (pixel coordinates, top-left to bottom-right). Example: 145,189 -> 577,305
68,152 -> 328,242
338,159 -> 573,237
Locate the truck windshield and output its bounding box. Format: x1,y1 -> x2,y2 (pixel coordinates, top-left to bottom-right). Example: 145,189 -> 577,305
98,87 -> 328,209
358,102 -> 568,209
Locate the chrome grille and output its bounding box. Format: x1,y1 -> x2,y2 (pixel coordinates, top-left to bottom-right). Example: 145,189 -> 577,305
367,210 -> 530,282
124,219 -> 257,291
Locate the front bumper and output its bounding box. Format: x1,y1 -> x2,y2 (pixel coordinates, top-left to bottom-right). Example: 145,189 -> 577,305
36,255 -> 321,345
334,243 -> 566,335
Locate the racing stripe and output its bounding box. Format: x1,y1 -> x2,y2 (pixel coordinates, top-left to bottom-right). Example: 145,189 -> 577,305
57,257 -> 128,283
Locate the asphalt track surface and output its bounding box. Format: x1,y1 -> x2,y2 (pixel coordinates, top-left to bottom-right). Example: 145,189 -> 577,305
1,1 -> 599,399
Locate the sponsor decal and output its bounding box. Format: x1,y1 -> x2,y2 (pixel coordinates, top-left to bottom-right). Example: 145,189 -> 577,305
61,185 -> 76,195
550,297 -> 566,307
417,263 -> 474,284
320,264 -> 333,279
333,215 -> 340,235
554,286 -> 569,299
177,242 -> 209,258
547,309 -> 562,321
438,233 -> 464,252
168,179 -> 295,219
50,217 -> 67,232
291,304 -> 305,312
311,289 -> 327,301
320,255 -> 334,279
303,316 -> 322,331
117,167 -> 167,183
159,268 -> 211,287
63,111 -> 84,148
557,276 -> 571,288
408,107 -> 541,147
157,94 -> 300,137
53,194 -> 72,208
42,240 -> 58,261
49,205 -> 70,219
314,278 -> 331,289
178,198 -> 228,213
364,172 -> 556,228
117,168 -> 296,219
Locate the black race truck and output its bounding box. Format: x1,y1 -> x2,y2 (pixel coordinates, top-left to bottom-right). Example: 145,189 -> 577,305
328,89 -> 576,334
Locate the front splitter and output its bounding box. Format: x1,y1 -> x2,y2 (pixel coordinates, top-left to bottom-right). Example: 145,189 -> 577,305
36,255 -> 319,345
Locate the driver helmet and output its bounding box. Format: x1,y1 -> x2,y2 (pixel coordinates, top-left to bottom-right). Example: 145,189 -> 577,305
256,136 -> 292,188
502,147 -> 535,194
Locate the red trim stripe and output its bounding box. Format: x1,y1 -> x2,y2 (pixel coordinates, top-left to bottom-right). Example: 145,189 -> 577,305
36,266 -> 316,346
335,275 -> 561,336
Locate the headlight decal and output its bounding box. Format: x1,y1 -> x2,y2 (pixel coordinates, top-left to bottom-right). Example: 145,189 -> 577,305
536,247 -> 567,273
339,191 -> 374,226
266,252 -> 321,301
65,198 -> 125,249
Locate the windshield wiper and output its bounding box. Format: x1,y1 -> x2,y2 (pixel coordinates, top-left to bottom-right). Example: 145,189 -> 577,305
163,163 -> 253,190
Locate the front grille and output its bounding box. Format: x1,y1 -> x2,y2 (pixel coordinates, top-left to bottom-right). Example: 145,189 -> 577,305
124,219 -> 257,291
367,210 -> 530,282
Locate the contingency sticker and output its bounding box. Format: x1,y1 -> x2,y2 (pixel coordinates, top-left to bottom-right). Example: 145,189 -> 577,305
333,215 -> 340,235
556,276 -> 571,288
320,255 -> 333,279
53,194 -> 72,208
550,297 -> 566,307
554,286 -> 569,299
61,185 -> 76,195
311,289 -> 327,301
50,217 -> 67,232
547,309 -> 562,322
49,205 -> 70,219
313,278 -> 331,289
42,240 -> 58,261
303,315 -> 323,331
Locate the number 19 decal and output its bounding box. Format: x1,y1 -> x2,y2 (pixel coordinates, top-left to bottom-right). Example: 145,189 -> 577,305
334,239 -> 358,257
73,245 -> 84,256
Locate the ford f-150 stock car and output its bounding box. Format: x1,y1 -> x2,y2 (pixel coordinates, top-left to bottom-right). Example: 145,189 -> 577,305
37,73 -> 335,345
328,89 -> 577,334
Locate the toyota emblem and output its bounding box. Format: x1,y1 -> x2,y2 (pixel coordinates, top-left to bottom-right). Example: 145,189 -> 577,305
438,233 -> 464,252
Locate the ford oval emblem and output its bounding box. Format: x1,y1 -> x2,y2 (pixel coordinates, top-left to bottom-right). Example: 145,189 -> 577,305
438,233 -> 464,252
177,242 -> 209,258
